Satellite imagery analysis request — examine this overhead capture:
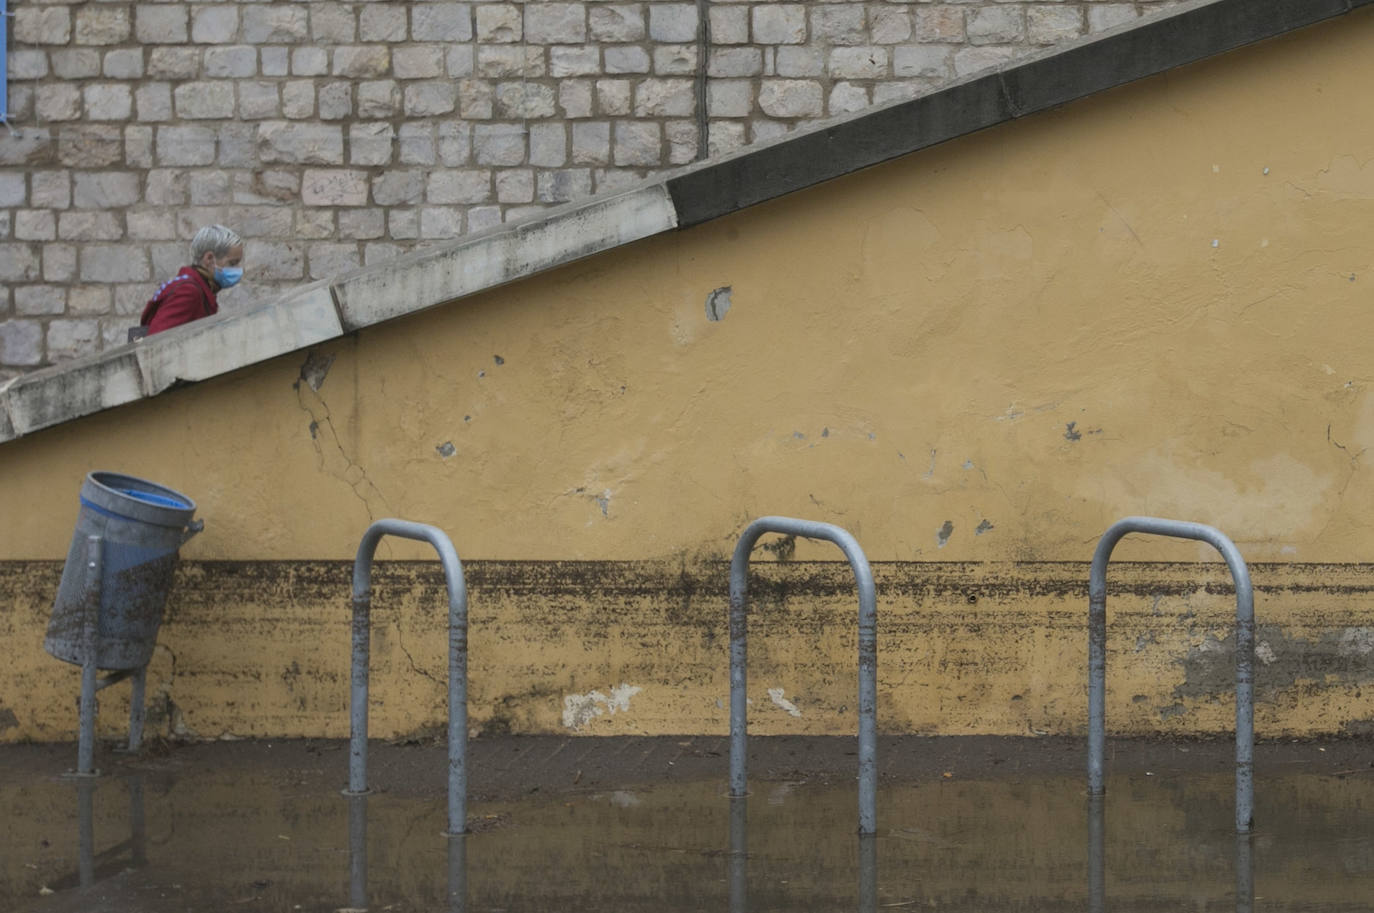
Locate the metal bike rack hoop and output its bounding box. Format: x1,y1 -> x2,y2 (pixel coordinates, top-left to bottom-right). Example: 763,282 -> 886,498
347,519 -> 469,837
729,516 -> 878,835
1088,516 -> 1255,833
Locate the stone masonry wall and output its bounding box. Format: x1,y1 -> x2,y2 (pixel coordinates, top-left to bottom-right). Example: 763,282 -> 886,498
0,0 -> 1185,377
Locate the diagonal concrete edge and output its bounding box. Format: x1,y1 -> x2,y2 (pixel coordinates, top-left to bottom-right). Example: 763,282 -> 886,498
332,185 -> 677,333
134,284 -> 343,395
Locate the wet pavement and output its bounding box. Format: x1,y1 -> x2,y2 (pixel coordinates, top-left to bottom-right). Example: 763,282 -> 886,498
3,736 -> 1374,912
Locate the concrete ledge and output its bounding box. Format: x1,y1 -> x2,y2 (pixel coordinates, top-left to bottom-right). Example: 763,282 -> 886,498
3,349 -> 145,439
668,73 -> 1009,227
135,284 -> 342,395
332,186 -> 677,332
0,390 -> 13,442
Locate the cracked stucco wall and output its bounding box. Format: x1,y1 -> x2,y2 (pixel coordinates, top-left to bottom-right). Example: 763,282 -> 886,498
4,14 -> 1374,740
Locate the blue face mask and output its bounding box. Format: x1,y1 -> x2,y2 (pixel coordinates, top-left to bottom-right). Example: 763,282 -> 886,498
214,265 -> 243,289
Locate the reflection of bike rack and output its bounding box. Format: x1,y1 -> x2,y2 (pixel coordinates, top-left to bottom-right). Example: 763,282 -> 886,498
1088,516 -> 1256,834
1088,795 -> 1252,913
727,793 -> 876,913
728,516 -> 878,835
345,519 -> 470,837
347,792 -> 467,912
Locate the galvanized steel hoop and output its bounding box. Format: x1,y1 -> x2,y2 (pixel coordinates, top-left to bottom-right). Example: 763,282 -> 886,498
347,519 -> 469,837
729,516 -> 879,835
1087,516 -> 1255,833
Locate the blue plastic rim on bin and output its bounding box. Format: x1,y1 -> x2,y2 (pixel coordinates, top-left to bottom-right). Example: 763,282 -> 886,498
116,489 -> 191,510
45,472 -> 203,671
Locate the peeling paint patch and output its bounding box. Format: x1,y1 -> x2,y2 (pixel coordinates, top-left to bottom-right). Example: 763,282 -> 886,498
1064,421 -> 1102,441
436,441 -> 456,459
1176,626 -> 1374,700
975,519 -> 994,536
937,521 -> 954,548
561,683 -> 643,730
298,350 -> 335,392
706,286 -> 732,321
594,490 -> 610,517
493,355 -> 505,365
0,707 -> 17,733
767,687 -> 802,718
1339,628 -> 1374,656
760,534 -> 796,561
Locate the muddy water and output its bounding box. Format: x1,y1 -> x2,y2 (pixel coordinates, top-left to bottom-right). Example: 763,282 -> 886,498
4,763 -> 1373,912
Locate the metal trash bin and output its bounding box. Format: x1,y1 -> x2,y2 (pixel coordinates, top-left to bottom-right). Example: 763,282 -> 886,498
45,472 -> 203,670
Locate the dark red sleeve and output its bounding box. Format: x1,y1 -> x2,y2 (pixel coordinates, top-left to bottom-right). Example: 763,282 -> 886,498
144,281 -> 210,335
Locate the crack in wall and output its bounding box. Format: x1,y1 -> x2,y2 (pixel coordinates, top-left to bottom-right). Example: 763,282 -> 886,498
293,369 -> 391,525
392,623 -> 444,688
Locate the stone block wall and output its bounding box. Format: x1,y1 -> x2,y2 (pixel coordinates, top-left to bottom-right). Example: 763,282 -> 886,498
0,0 -> 1184,377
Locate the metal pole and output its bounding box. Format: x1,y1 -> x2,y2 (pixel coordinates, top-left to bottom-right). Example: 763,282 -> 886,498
129,776 -> 146,868
1088,794 -> 1105,913
446,556 -> 469,838
76,535 -> 102,777
448,827 -> 467,913
77,779 -> 96,887
347,519 -> 469,836
859,835 -> 877,913
1235,834 -> 1253,913
728,533 -> 751,800
127,666 -> 146,752
347,585 -> 371,796
1087,516 -> 1255,832
728,516 -> 878,835
728,797 -> 747,913
348,793 -> 367,911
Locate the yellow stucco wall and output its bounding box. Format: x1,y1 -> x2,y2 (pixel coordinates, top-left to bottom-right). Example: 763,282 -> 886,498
5,13 -> 1374,741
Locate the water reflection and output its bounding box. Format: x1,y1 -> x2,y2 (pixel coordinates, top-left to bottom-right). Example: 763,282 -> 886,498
48,777 -> 148,892
347,794 -> 366,911
6,762 -> 1374,912
1236,833 -> 1253,913
729,799 -> 746,913
346,792 -> 467,912
727,793 -> 877,913
1088,791 -> 1254,913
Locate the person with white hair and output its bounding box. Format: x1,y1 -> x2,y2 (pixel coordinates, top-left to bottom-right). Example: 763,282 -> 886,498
138,225 -> 245,336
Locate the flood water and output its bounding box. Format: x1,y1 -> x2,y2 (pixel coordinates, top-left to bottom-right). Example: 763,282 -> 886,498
4,757 -> 1373,912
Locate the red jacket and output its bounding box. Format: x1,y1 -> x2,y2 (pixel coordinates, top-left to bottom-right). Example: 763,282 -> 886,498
140,267 -> 218,335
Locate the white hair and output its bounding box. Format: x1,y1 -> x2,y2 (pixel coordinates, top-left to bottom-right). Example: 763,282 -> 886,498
189,224 -> 242,262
